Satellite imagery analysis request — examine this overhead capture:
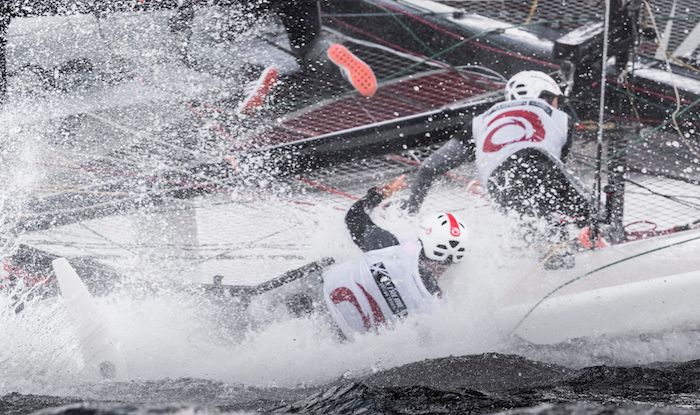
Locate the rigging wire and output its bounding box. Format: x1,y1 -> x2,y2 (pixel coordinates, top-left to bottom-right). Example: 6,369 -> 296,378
625,178 -> 700,211
641,0 -> 700,160
346,2 -> 596,82
358,0 -> 697,172
523,0 -> 538,25
569,150 -> 699,213
9,3 -> 699,253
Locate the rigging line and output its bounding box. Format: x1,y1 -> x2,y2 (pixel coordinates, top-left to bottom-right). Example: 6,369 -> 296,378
325,18 -> 450,73
510,233 -> 700,335
642,0 -> 700,160
624,178 -> 700,210
585,94 -> 700,179
36,230 -> 132,276
26,166 -> 222,204
352,96 -> 379,124
363,0 -> 437,56
28,187 -> 136,197
73,112 -> 246,195
17,180 -> 221,224
323,26 -> 448,69
34,151 -> 186,193
173,225 -> 302,274
625,192 -> 700,200
523,0 -> 538,25
83,111 -> 219,164
48,145 -> 159,170
323,11 -> 460,17
36,155 -> 230,196
392,16 -> 601,79
371,13 -> 584,81
77,222 -> 140,256
49,143 -> 223,183
358,0 -> 491,86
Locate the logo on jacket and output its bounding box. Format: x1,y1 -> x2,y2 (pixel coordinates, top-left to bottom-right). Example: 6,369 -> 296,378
330,284 -> 385,330
483,109 -> 546,153
370,262 -> 408,318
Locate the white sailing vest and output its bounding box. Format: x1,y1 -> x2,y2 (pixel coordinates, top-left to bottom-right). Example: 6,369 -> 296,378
472,98 -> 569,187
322,240 -> 444,339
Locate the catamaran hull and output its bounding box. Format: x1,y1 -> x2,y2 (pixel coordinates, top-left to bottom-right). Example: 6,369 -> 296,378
498,228 -> 700,345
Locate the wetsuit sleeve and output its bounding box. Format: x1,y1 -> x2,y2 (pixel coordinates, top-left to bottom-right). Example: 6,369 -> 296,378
404,132 -> 475,214
345,188 -> 399,252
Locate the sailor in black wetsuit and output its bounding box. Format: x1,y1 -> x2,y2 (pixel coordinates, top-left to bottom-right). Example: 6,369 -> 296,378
169,0 -> 377,115
320,175 -> 469,338
404,71 -> 592,269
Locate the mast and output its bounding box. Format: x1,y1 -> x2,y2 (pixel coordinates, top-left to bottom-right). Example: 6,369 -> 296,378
602,0 -> 643,244
554,0 -> 643,245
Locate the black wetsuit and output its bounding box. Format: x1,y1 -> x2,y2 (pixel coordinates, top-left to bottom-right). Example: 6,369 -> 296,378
345,187 -> 400,252
345,187 -> 442,296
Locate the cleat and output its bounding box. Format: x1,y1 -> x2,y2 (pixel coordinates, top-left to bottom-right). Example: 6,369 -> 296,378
236,66 -> 279,117
327,43 -> 377,97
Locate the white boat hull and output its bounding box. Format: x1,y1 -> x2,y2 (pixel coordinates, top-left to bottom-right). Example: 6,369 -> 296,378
497,228 -> 700,345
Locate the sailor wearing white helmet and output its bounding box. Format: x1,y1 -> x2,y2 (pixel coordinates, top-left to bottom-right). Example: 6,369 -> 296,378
207,176 -> 468,341
404,70 -> 591,268
321,175 -> 468,339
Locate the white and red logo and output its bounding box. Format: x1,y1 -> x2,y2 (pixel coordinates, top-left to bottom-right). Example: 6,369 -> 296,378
330,284 -> 385,331
446,213 -> 460,237
483,109 -> 545,153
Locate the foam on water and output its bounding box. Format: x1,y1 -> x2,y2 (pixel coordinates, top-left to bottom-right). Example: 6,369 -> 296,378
4,191 -> 700,398
0,202 -> 504,393
1,2 -> 699,402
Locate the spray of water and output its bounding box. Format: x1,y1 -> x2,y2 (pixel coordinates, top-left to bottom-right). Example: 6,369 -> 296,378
2,2 -> 700,402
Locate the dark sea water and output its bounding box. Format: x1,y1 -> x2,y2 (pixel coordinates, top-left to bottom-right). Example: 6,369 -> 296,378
6,353 -> 700,414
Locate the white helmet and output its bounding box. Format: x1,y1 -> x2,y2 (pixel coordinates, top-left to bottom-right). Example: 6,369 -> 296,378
504,71 -> 563,101
418,212 -> 468,263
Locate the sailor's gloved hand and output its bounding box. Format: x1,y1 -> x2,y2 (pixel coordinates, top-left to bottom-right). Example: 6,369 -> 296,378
379,174 -> 407,198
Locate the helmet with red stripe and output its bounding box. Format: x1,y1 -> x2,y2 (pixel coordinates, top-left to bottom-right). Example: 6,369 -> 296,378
505,70 -> 562,102
418,212 -> 468,263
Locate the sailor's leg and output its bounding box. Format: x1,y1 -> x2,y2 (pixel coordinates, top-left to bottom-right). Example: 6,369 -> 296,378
487,148 -> 590,222
274,0 -> 324,65
274,0 -> 377,96
405,138 -> 472,214
488,149 -> 589,269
